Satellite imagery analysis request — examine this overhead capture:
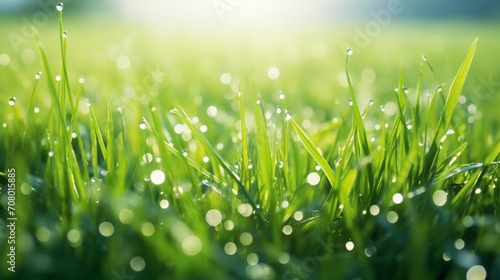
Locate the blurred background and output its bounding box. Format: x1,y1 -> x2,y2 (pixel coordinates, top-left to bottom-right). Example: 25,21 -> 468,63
1,0 -> 499,120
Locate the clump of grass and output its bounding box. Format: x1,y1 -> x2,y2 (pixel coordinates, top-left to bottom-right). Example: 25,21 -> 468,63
1,5 -> 499,280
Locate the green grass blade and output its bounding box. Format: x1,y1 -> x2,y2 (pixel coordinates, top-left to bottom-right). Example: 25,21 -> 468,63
288,114 -> 336,189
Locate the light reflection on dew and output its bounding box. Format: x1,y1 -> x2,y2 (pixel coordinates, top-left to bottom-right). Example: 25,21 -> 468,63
387,211 -> 398,223
369,205 -> 380,216
150,170 -> 165,185
130,256 -> 146,272
141,222 -> 155,236
206,209 -> 223,227
67,229 -> 81,246
345,241 -> 355,251
466,265 -> 487,280
220,73 -> 232,85
119,209 -> 134,224
307,172 -> 321,186
8,97 -> 16,106
454,238 -> 465,250
224,220 -> 234,231
247,253 -> 259,265
237,203 -> 253,217
282,225 -> 293,235
293,211 -> 304,221
99,222 -> 114,237
182,235 -> 202,256
224,242 -> 237,255
364,247 -> 377,257
207,106 -> 218,117
443,252 -> 452,261
392,193 -> 403,204
278,253 -> 290,264
240,232 -> 253,246
432,190 -> 447,206
267,67 -> 280,80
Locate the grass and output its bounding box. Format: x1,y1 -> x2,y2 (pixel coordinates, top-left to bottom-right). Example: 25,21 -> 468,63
1,8 -> 500,280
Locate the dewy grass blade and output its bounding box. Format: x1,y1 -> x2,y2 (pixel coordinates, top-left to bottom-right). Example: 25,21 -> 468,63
288,115 -> 336,190
238,92 -> 251,190
452,140 -> 500,205
172,107 -> 262,218
423,39 -> 477,180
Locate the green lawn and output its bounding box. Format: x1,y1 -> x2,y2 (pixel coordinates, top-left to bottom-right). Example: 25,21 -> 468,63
0,11 -> 500,280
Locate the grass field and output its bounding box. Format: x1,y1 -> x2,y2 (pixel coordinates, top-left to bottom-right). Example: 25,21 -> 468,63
1,7 -> 500,280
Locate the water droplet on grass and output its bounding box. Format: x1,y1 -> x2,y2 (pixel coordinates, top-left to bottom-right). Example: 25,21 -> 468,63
35,72 -> 42,79
130,256 -> 146,272
182,235 -> 202,256
62,31 -> 68,38
345,241 -> 355,251
240,232 -> 253,246
206,209 -> 223,227
34,107 -> 40,113
307,172 -> 320,186
99,222 -> 114,237
370,136 -> 376,142
466,265 -> 487,280
422,55 -> 428,62
48,151 -> 54,157
387,211 -> 398,223
139,121 -> 147,130
279,91 -> 285,100
380,105 -> 385,112
276,106 -> 282,114
150,170 -> 165,185
392,193 -> 403,204
8,97 -> 16,106
346,48 -> 353,56
56,3 -> 63,11
454,238 -> 465,250
369,205 -> 380,216
285,111 -> 292,121
267,67 -> 280,80
282,225 -> 293,235
224,242 -> 237,255
432,190 -> 447,206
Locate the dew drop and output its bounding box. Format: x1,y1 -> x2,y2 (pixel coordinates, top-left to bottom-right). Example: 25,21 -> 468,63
48,151 -> 54,157
276,106 -> 282,114
279,91 -> 285,100
34,107 -> 40,113
79,77 -> 85,84
345,241 -> 355,251
8,97 -> 16,106
35,72 -> 42,79
380,105 -> 385,112
348,99 -> 353,106
62,31 -> 68,38
139,121 -> 147,130
466,265 -> 487,280
368,99 -> 374,106
56,2 -> 63,11
422,55 -> 427,62
285,111 -> 292,121
346,48 -> 353,56
282,225 -> 293,235
370,136 -> 375,142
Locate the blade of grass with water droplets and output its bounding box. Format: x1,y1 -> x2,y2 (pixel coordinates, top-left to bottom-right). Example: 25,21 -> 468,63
288,116 -> 336,190
424,39 -> 477,181
172,107 -> 261,216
